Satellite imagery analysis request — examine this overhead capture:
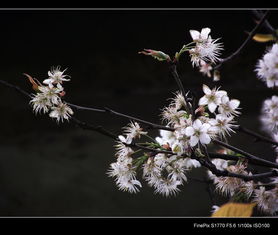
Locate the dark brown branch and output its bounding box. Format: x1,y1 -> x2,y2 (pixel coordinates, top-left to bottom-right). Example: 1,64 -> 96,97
169,63 -> 193,117
0,79 -> 32,98
67,103 -> 106,113
252,10 -> 278,39
1,78 -> 278,171
236,125 -> 278,147
104,107 -> 174,131
214,10 -> 270,71
70,117 -> 118,140
213,139 -> 278,169
198,156 -> 278,182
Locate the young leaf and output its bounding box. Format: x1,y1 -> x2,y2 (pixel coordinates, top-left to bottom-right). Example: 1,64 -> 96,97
23,73 -> 40,92
212,202 -> 256,217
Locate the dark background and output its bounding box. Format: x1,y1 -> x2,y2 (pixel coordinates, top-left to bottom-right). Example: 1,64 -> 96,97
0,9 -> 277,216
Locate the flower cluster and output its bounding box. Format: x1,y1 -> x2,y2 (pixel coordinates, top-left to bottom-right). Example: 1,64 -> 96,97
108,83 -> 241,196
207,155 -> 278,215
208,159 -> 254,197
255,43 -> 278,88
29,67 -> 74,123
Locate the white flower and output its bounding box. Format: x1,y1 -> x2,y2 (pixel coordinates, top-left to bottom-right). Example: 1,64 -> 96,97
260,96 -> 278,134
162,106 -> 187,125
255,43 -> 278,88
143,154 -> 187,197
49,102 -> 74,122
185,119 -> 212,147
260,108 -> 278,133
38,83 -> 63,105
30,92 -> 51,114
214,163 -> 250,196
108,156 -> 142,194
207,158 -> 228,180
122,121 -> 147,142
171,141 -> 185,156
198,84 -> 227,113
155,129 -> 176,147
170,92 -> 187,110
183,158 -> 201,169
189,28 -> 223,67
252,186 -> 278,215
190,27 -> 212,43
208,114 -> 237,138
262,95 -> 278,113
153,178 -> 182,197
114,139 -> 134,159
43,66 -> 70,86
218,96 -> 240,116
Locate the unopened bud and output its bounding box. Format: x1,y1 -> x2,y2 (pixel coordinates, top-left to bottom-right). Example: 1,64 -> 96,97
139,49 -> 171,62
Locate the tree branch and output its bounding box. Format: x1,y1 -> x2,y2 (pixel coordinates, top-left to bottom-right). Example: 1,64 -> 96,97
213,139 -> 278,169
169,63 -> 194,117
236,125 -> 278,147
103,107 -> 174,131
198,156 -> 278,182
252,10 -> 278,39
214,10 -> 270,71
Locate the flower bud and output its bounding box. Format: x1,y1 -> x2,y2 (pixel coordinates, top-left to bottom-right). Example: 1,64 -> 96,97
139,49 -> 171,62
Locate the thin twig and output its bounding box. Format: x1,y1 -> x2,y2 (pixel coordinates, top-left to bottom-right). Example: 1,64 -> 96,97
104,107 -> 174,131
236,125 -> 278,147
67,103 -> 106,113
0,79 -> 32,98
70,117 -> 118,140
214,10 -> 270,71
169,63 -> 193,117
252,10 -> 278,39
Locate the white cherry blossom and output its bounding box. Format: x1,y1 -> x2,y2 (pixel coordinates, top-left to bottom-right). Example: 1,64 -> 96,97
185,119 -> 212,147
198,84 -> 227,113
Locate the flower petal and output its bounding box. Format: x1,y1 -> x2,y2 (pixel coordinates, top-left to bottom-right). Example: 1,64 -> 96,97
203,84 -> 211,95
193,119 -> 202,130
208,102 -> 217,113
200,133 -> 211,145
229,99 -> 240,110
185,126 -> 194,136
190,30 -> 200,41
190,135 -> 199,147
200,123 -> 211,132
201,27 -> 211,39
199,96 -> 208,106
